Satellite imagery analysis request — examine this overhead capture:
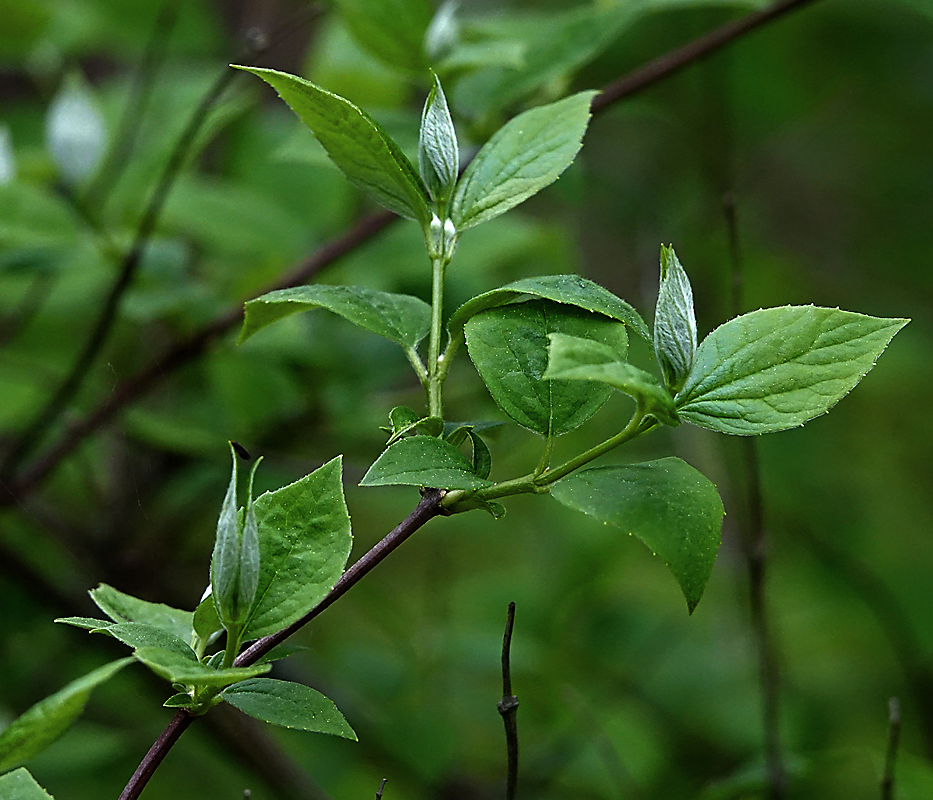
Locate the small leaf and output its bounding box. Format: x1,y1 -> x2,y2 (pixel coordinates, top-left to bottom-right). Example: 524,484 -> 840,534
447,274 -> 650,352
361,435 -> 492,489
424,0 -> 460,60
103,622 -> 199,661
386,406 -> 444,444
654,245 -> 697,392
55,616 -> 111,631
239,459 -> 263,620
211,444 -> 246,629
465,300 -> 629,436
449,90 -> 596,230
233,67 -> 430,224
545,333 -> 679,426
192,590 -> 222,642
45,71 -> 107,185
223,678 -> 357,740
676,306 -> 909,435
240,284 -> 431,348
419,71 -> 459,203
0,768 -> 55,799
133,648 -> 270,689
163,693 -> 195,709
0,658 -> 132,772
240,458 -> 353,642
87,584 -> 193,643
551,458 -> 724,613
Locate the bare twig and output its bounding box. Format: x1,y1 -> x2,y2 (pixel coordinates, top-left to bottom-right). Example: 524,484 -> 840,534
119,489 -> 444,800
1,0 -> 824,508
882,697 -> 901,800
376,778 -> 388,799
724,193 -> 786,798
498,602 -> 519,800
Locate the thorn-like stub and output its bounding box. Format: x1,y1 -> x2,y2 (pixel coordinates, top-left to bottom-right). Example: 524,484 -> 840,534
498,695 -> 519,715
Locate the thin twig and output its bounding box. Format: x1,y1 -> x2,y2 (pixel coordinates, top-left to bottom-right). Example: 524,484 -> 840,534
724,193 -> 786,798
376,778 -> 388,799
1,0 -> 825,508
498,602 -> 519,800
881,697 -> 901,800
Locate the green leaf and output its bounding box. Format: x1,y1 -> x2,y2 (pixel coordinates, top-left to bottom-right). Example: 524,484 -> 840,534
223,678 -> 357,740
240,284 -> 431,349
0,768 -> 55,799
654,245 -> 697,392
0,658 -> 132,772
163,693 -> 195,709
133,648 -> 270,689
332,0 -> 433,72
449,91 -> 597,230
88,584 -> 193,643
54,616 -> 110,631
233,67 -> 430,224
465,300 -> 629,436
103,622 -> 199,661
360,435 -> 492,489
551,458 -> 724,613
211,445 -> 247,629
385,406 -> 444,444
192,591 -> 222,642
419,71 -> 458,203
240,457 -> 353,642
447,274 -> 650,353
545,333 -> 679,426
675,306 -> 909,435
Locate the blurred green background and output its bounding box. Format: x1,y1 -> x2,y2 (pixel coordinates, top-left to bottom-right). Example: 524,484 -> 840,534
1,0 -> 931,798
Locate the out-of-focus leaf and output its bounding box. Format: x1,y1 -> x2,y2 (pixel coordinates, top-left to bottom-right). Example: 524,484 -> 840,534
332,0 -> 434,72
45,72 -> 107,185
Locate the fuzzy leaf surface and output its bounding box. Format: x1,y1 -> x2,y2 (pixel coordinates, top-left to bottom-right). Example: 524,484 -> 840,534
551,458 -> 723,613
240,457 -> 352,642
465,301 -> 628,436
676,306 -> 908,435
419,71 -> 458,202
448,274 -> 649,350
223,678 -> 357,740
234,67 -> 430,223
0,658 -> 132,772
545,333 -> 678,426
88,584 -> 193,643
653,245 -> 697,392
0,769 -> 55,799
449,91 -> 597,230
240,284 -> 430,348
361,436 -> 492,489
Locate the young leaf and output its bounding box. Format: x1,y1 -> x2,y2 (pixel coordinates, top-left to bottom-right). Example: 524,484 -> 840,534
87,584 -> 193,643
0,768 -> 55,800
449,90 -> 597,230
239,285 -> 431,349
447,274 -> 650,354
193,590 -> 222,642
653,245 -> 697,392
133,648 -> 270,689
211,445 -> 246,629
239,459 -> 263,625
232,67 -> 431,224
0,658 -> 132,773
419,72 -> 459,203
45,71 -> 106,185
465,300 -> 629,436
360,435 -> 493,489
163,693 -> 195,709
551,458 -> 724,613
222,678 -> 357,740
385,406 -> 444,444
545,333 -> 679,426
240,458 -> 352,642
675,306 -> 909,435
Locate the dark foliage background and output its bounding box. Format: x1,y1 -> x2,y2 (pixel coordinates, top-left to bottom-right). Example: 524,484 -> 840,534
0,0 -> 931,798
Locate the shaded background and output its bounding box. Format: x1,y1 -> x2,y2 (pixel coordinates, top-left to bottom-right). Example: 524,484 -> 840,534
1,0 -> 931,797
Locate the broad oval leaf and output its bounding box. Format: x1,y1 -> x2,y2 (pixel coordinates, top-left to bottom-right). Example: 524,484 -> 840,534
449,90 -> 597,230
448,274 -> 650,353
233,67 -> 431,224
465,300 -> 628,436
88,584 -> 193,644
676,306 -> 909,435
133,648 -> 269,689
0,768 -> 55,799
550,458 -> 724,613
361,435 -> 492,489
240,457 -> 353,642
544,333 -> 679,426
240,284 -> 430,349
223,678 -> 357,740
0,658 -> 133,773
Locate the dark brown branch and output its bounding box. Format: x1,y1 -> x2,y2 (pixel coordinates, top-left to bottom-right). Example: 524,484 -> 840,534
2,0 -> 822,508
592,0 -> 819,113
497,602 -> 519,800
881,697 -> 901,800
118,710 -> 193,800
376,778 -> 388,799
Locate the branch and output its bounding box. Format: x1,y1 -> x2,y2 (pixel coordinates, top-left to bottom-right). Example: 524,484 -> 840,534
119,489 -> 444,800
1,0 -> 823,508
881,697 -> 901,800
498,602 -> 519,800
